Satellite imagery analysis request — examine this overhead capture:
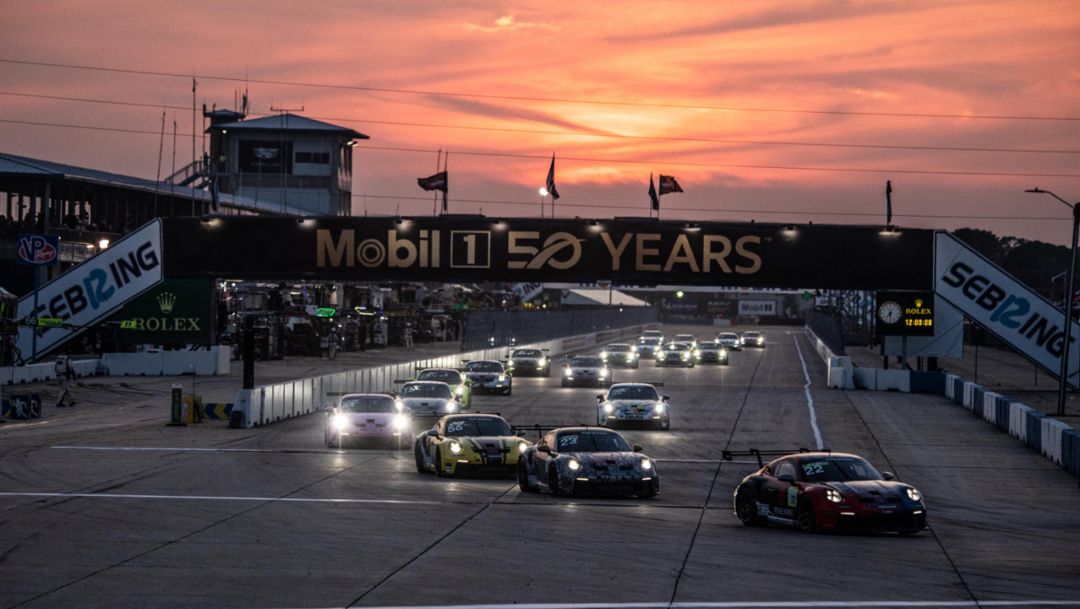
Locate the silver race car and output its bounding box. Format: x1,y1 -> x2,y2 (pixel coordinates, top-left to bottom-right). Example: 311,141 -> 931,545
596,383 -> 670,430
397,381 -> 460,418
324,393 -> 412,448
600,343 -> 640,369
655,342 -> 695,367
463,360 -> 513,395
695,341 -> 729,365
517,427 -> 659,497
636,337 -> 663,359
716,332 -> 742,351
561,355 -> 613,387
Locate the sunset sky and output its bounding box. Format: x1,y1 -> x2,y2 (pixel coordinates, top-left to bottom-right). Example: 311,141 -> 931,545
2,1 -> 1078,244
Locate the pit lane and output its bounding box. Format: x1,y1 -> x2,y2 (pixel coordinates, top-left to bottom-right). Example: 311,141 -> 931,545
1,325 -> 1078,609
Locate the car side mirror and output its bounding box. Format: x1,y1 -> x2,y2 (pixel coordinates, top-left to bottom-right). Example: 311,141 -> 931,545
633,444 -> 643,453
425,429 -> 440,438
778,473 -> 796,483
882,471 -> 896,481
537,444 -> 551,454
596,394 -> 604,401
662,395 -> 670,401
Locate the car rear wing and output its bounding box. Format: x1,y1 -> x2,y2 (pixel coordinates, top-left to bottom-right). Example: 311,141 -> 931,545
511,423 -> 593,439
721,448 -> 828,468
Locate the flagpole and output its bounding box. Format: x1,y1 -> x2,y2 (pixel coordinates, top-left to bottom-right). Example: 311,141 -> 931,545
433,149 -> 441,216
443,152 -> 448,214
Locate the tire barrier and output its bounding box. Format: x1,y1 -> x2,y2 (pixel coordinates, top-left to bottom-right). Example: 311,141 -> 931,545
1,393 -> 42,419
944,373 -> 1078,478
231,325 -> 652,429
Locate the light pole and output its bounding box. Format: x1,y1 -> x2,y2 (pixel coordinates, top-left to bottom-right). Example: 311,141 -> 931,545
538,187 -> 548,218
1026,187 -> 1080,417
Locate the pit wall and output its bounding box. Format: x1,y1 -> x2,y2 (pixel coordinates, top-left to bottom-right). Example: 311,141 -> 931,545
231,324 -> 656,429
1,359 -> 101,385
804,325 -> 1079,478
1,347 -> 231,386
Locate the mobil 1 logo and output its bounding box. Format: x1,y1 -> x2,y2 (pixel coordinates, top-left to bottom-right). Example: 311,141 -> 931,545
450,231 -> 491,269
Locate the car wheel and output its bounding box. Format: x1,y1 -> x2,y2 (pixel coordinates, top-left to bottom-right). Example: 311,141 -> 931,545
560,379 -> 569,387
325,428 -> 335,448
796,497 -> 817,533
517,460 -> 536,493
414,442 -> 426,473
639,480 -> 658,498
735,487 -> 764,526
548,464 -> 561,496
660,419 -> 670,431
503,387 -> 512,396
434,446 -> 449,477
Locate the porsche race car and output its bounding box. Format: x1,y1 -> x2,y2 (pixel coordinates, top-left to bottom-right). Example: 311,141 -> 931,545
517,427 -> 658,497
324,393 -> 411,448
463,360 -> 512,395
414,413 -> 530,477
695,341 -> 729,365
655,342 -> 695,367
415,368 -> 472,408
397,381 -> 461,418
507,348 -> 551,377
741,331 -> 766,348
600,343 -> 639,368
732,451 -> 926,534
636,337 -> 663,359
561,355 -> 612,387
596,383 -> 670,430
716,332 -> 742,351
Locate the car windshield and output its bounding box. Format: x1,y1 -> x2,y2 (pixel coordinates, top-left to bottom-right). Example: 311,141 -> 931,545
417,370 -> 461,384
340,396 -> 397,413
675,335 -> 695,341
798,457 -> 882,482
466,361 -> 503,373
556,431 -> 631,452
744,332 -> 762,338
607,344 -> 631,352
643,331 -> 663,338
640,338 -> 662,346
512,349 -> 542,358
663,343 -> 687,351
607,386 -> 659,400
718,333 -> 738,340
699,343 -> 721,350
571,357 -> 603,367
444,417 -> 512,437
401,383 -> 451,399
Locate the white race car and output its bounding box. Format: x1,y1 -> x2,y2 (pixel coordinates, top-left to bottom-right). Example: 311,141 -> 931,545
397,381 -> 460,418
596,383 -> 670,430
561,355 -> 612,387
463,360 -> 513,395
600,343 -> 640,369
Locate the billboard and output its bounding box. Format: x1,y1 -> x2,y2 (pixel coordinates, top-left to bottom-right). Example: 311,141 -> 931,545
739,300 -> 776,316
164,217 -> 933,290
15,220 -> 164,360
875,291 -> 935,337
934,232 -> 1079,387
113,278 -> 213,347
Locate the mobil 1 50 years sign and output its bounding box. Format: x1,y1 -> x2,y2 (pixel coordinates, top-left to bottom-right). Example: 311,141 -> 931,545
163,217 -> 933,290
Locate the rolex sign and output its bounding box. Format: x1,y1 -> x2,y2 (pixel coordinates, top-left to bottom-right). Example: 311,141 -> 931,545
113,278 -> 213,347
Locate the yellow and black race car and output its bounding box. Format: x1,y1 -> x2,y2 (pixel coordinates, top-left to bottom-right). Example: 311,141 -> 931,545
414,414 -> 530,477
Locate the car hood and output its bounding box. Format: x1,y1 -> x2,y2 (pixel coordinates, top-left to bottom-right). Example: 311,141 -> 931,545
400,397 -> 452,407
825,480 -> 906,500
453,436 -> 524,451
466,372 -> 502,381
608,399 -> 661,409
342,412 -> 396,423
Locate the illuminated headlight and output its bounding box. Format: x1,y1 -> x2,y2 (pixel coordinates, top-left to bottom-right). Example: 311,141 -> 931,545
538,357 -> 548,366
456,385 -> 465,396
681,352 -> 690,360
600,351 -> 609,359
631,346 -> 638,352
655,403 -> 665,414
906,487 -> 922,502
720,349 -> 727,356
567,459 -> 581,471
497,374 -> 506,382
603,403 -> 614,414
394,400 -> 405,411
628,353 -> 637,360
445,402 -> 458,413
641,458 -> 652,470
693,350 -> 701,358
825,488 -> 843,503
332,413 -> 349,431
599,369 -> 608,378
392,414 -> 410,431
449,441 -> 463,454
518,441 -> 528,453
564,367 -> 573,377
657,350 -> 666,358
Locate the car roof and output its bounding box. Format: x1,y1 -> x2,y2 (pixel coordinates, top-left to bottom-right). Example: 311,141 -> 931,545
698,342 -> 722,347
609,382 -> 656,389
607,343 -> 630,347
743,331 -> 762,335
420,368 -> 460,373
340,393 -> 394,399
465,359 -> 501,364
403,380 -> 450,387
442,413 -> 508,423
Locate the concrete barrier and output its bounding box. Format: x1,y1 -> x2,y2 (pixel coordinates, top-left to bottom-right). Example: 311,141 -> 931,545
1,358 -> 101,386
101,347 -> 230,376
804,326 -> 854,389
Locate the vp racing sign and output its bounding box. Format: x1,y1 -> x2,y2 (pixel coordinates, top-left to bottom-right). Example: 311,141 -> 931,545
16,220 -> 164,360
935,232 -> 1080,388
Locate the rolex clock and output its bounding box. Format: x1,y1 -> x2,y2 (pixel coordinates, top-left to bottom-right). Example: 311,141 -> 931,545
878,301 -> 902,324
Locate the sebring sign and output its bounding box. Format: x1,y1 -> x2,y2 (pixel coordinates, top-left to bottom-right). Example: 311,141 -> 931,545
164,217 -> 932,290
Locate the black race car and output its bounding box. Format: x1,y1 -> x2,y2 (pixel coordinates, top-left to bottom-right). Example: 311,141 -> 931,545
507,348 -> 551,377
695,342 -> 729,365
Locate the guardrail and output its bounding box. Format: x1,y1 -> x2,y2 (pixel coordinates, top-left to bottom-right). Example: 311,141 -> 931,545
944,374 -> 1078,478
231,323 -> 656,428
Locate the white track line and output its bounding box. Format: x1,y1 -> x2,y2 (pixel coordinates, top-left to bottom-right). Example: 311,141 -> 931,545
283,600 -> 1080,609
0,491 -> 441,505
52,445 -> 274,452
792,334 -> 825,450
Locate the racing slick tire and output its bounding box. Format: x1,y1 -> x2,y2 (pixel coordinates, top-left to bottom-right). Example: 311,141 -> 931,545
560,378 -> 569,388
639,480 -> 658,499
735,487 -> 765,526
796,497 -> 817,533
502,387 -> 512,396
517,460 -> 537,493
659,419 -> 670,431
434,447 -> 450,478
414,443 -> 426,473
548,464 -> 562,496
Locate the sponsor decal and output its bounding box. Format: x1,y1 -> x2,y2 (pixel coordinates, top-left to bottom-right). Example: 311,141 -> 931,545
17,234 -> 60,266
739,300 -> 776,316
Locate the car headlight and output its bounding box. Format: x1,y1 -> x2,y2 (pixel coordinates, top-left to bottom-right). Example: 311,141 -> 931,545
445,402 -> 458,413
332,413 -> 349,431
825,488 -> 843,503
599,369 -> 608,378
456,385 -> 465,396
657,350 -> 665,358
539,357 -> 548,366
392,413 -> 410,431
603,403 -> 614,414
497,374 -> 506,382
564,367 -> 573,377
693,350 -> 701,358
600,351 -> 608,359
655,403 -> 665,414
906,487 -> 922,502
641,458 -> 652,470
518,441 -> 529,453
720,349 -> 727,356
631,346 -> 638,352
629,353 -> 637,359
394,400 -> 405,411
681,352 -> 690,360
449,441 -> 462,454
567,459 -> 581,471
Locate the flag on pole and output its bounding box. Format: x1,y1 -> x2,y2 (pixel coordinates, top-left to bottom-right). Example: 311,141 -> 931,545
418,171 -> 448,192
885,180 -> 893,225
659,175 -> 683,195
649,173 -> 660,211
546,154 -> 560,200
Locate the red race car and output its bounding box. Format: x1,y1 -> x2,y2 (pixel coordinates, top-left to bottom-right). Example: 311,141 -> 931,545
729,450 -> 927,535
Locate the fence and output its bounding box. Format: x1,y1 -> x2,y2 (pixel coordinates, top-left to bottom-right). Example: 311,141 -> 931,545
804,310 -> 845,356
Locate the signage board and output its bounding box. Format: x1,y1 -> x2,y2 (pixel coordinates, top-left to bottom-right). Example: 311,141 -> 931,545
164,217 -> 933,290
935,232 -> 1080,388
739,300 -> 776,316
15,220 -> 164,359
113,277 -> 213,347
875,290 -> 935,336
17,234 -> 60,266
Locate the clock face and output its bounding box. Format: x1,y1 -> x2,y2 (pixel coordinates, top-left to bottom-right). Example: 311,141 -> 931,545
878,301 -> 902,324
